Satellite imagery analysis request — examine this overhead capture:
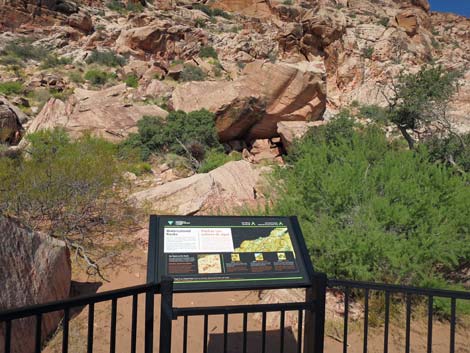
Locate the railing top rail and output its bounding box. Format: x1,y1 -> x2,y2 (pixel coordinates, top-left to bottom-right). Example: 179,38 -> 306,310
328,279 -> 470,299
0,282 -> 159,322
173,301 -> 313,317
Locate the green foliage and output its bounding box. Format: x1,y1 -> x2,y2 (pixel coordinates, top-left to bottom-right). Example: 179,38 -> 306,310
84,69 -> 116,85
199,46 -> 218,59
193,3 -> 232,19
124,74 -> 139,88
0,129 -> 121,239
362,46 -> 374,59
120,109 -> 221,160
86,50 -> 127,67
127,162 -> 152,176
282,0 -> 293,5
195,18 -> 207,28
389,66 -> 459,134
69,71 -> 84,84
40,54 -> 72,69
269,118 -> 470,288
359,104 -> 389,124
378,17 -> 390,27
180,65 -> 207,82
431,37 -> 441,49
0,39 -> 48,62
106,0 -> 143,13
426,133 -> 470,173
198,150 -> 242,173
0,81 -> 23,96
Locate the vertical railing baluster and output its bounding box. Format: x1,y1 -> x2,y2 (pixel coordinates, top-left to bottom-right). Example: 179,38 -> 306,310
183,315 -> 188,353
35,314 -> 42,353
242,313 -> 248,353
405,294 -> 411,353
427,296 -> 433,353
450,298 -> 456,353
384,291 -> 390,353
110,298 -> 117,353
4,320 -> 12,353
343,287 -> 350,353
223,313 -> 228,353
87,303 -> 95,353
62,308 -> 70,353
280,310 -> 285,353
363,289 -> 369,353
261,311 -> 267,353
297,310 -> 303,353
203,314 -> 208,353
131,294 -> 138,353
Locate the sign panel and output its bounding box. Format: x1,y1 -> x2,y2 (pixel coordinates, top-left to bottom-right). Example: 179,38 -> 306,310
147,216 -> 314,292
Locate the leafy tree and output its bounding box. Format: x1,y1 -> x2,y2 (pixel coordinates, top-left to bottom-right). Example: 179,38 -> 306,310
386,65 -> 460,149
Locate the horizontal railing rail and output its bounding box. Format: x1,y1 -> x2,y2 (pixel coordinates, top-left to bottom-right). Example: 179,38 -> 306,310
327,279 -> 470,353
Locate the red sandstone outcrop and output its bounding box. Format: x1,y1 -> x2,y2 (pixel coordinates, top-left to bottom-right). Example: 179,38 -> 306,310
0,216 -> 71,353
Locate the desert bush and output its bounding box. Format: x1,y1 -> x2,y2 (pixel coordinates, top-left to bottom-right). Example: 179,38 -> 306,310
120,109 -> 221,161
69,71 -> 84,84
40,54 -> 72,69
0,81 -> 23,96
268,117 -> 470,289
124,74 -> 139,88
106,0 -> 143,13
180,65 -> 206,82
84,69 -> 116,85
426,133 -> 470,173
0,129 -> 124,275
0,39 -> 48,62
85,50 -> 127,67
199,46 -> 218,59
358,104 -> 388,124
193,3 -> 232,19
198,149 -> 242,173
362,46 -> 374,59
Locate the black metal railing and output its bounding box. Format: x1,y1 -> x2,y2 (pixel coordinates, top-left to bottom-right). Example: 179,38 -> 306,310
1,276 -> 470,353
327,279 -> 470,353
0,283 -> 159,353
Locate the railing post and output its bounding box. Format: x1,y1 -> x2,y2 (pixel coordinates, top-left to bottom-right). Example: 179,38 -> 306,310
304,272 -> 327,353
144,287 -> 155,353
159,277 -> 174,353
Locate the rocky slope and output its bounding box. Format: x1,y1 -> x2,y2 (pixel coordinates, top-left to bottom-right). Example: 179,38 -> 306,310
0,0 -> 469,203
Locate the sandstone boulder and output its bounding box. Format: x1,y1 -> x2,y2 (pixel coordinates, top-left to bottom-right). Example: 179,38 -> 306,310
172,60 -> 326,141
0,216 -> 71,353
24,84 -> 168,142
277,120 -> 327,150
395,10 -> 419,36
129,160 -> 266,215
67,11 -> 93,34
0,97 -> 26,145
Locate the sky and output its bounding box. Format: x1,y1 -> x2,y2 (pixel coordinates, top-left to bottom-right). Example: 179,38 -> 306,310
429,0 -> 470,17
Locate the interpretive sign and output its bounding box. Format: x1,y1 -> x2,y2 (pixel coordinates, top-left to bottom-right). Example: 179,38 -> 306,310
147,215 -> 314,291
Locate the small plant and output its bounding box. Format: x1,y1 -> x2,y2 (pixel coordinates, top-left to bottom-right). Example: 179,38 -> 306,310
236,61 -> 246,70
124,74 -> 139,88
49,88 -> 74,101
431,37 -> 441,49
180,65 -> 206,82
268,50 -> 278,63
127,162 -> 152,176
68,71 -> 84,84
362,46 -> 374,59
199,46 -> 218,59
84,69 -> 115,86
193,3 -> 232,19
358,104 -> 388,124
85,50 -> 127,67
0,81 -> 23,96
198,149 -> 242,173
195,18 -> 206,28
1,39 -> 48,62
378,17 -> 389,27
282,0 -> 293,5
40,54 -> 72,69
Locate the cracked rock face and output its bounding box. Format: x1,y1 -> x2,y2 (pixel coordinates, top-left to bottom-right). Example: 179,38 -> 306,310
0,216 -> 71,353
0,97 -> 26,145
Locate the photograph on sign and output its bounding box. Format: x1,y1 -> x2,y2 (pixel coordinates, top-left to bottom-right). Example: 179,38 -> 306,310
147,216 -> 313,291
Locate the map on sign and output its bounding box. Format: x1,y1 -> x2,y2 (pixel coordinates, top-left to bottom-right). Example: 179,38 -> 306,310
147,216 -> 313,291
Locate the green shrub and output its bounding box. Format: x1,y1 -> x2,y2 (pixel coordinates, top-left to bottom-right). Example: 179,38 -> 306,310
84,69 -> 115,85
268,117 -> 470,289
195,18 -> 207,28
180,65 -> 206,82
198,149 -> 242,173
124,74 -> 139,88
193,3 -> 232,19
359,104 -> 389,124
40,54 -> 72,69
426,133 -> 470,173
0,128 -> 121,241
199,46 -> 218,59
378,17 -> 389,27
69,71 -> 84,84
362,46 -> 374,59
127,162 -> 152,176
85,50 -> 126,67
1,39 -> 48,62
0,81 -> 23,96
282,0 -> 293,5
120,109 -> 221,160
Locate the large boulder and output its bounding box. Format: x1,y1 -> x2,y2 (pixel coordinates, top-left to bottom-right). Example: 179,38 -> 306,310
0,97 -> 26,145
172,60 -> 326,142
129,160 -> 267,215
24,84 -> 168,142
0,216 -> 71,353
